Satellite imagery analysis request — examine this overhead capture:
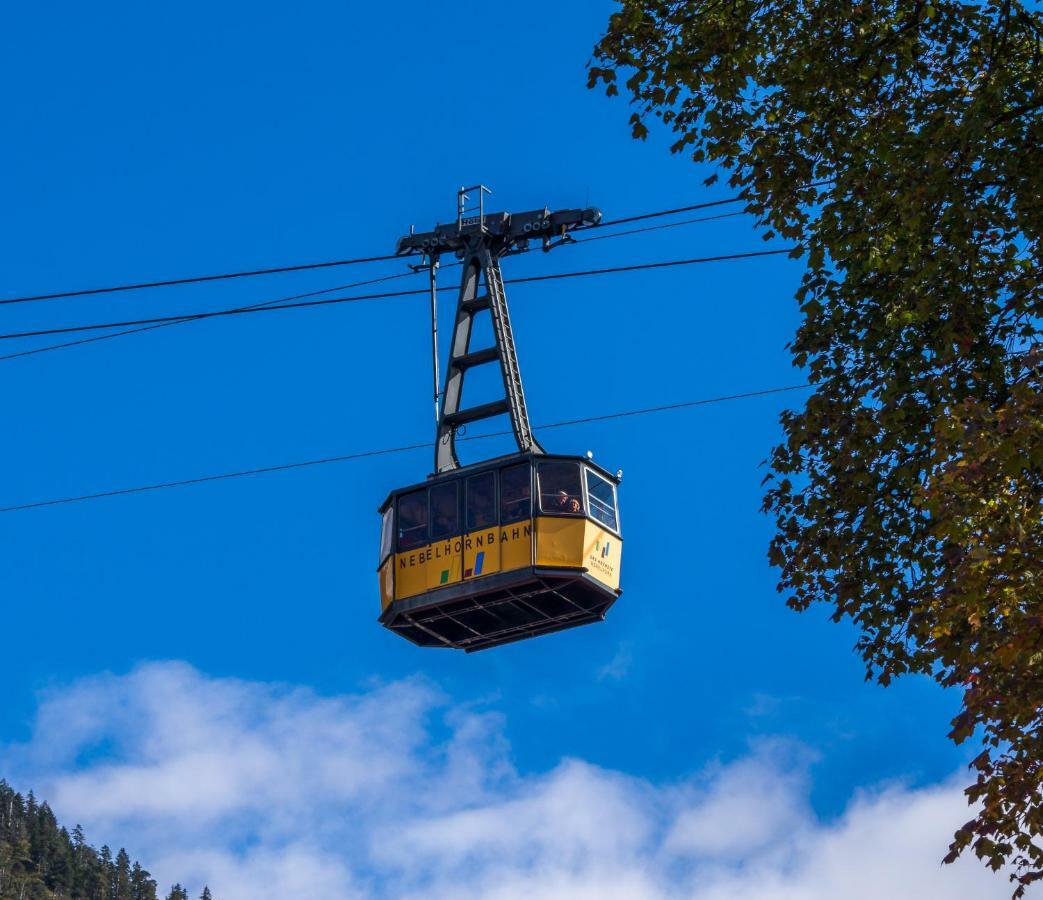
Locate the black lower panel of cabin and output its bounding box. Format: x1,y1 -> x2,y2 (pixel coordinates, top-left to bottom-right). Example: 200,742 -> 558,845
380,568 -> 619,652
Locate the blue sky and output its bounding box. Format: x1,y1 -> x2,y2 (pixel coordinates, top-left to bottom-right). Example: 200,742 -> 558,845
0,2 -> 999,897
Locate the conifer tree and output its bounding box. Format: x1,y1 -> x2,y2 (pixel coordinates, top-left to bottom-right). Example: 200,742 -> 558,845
131,860 -> 158,900
115,848 -> 133,900
0,781 -> 186,900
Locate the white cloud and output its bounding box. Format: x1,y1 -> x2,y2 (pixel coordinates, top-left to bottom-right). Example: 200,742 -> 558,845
663,740 -> 814,859
597,642 -> 634,681
0,662 -> 1011,900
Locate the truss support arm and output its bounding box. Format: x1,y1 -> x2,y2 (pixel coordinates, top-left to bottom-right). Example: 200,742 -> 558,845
434,244 -> 543,473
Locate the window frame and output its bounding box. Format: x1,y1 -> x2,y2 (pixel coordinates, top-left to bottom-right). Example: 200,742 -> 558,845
584,467 -> 620,534
379,506 -> 394,564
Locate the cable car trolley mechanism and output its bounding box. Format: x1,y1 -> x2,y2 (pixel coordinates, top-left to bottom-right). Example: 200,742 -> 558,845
376,186 -> 623,651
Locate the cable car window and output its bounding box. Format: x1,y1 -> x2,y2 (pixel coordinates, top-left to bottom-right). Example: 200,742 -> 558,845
430,481 -> 460,541
466,471 -> 497,531
538,461 -> 583,515
379,506 -> 394,562
398,489 -> 428,551
500,463 -> 531,524
585,469 -> 618,531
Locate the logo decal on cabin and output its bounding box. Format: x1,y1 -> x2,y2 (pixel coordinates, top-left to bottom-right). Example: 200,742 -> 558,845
465,551 -> 486,579
440,569 -> 450,584
595,540 -> 611,558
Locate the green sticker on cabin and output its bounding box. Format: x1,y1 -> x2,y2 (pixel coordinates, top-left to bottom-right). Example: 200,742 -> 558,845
440,569 -> 449,584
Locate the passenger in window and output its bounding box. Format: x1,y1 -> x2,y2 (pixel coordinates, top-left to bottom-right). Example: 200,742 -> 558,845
555,489 -> 582,514
540,465 -> 583,514
398,493 -> 428,550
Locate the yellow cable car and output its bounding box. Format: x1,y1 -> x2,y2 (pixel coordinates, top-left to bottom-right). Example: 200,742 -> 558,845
378,452 -> 622,650
377,186 -> 623,651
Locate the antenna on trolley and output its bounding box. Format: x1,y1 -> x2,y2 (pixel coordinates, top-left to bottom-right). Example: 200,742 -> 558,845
397,186 -> 601,474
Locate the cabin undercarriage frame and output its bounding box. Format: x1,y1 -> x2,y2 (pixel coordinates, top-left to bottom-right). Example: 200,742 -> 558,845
379,565 -> 619,652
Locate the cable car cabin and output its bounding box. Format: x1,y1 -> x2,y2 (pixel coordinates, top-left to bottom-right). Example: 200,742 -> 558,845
377,453 -> 622,651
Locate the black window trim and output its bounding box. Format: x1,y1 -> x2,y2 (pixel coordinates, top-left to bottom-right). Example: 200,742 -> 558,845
395,487 -> 431,553
466,469 -> 500,533
429,479 -> 462,543
388,454 -> 619,554
537,460 -> 586,517
499,461 -> 533,526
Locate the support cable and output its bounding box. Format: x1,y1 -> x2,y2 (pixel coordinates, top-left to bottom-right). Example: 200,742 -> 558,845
0,181 -> 832,308
570,211 -> 745,244
0,383 -> 812,513
0,249 -> 797,342
0,252 -> 402,306
589,196 -> 746,229
2,214 -> 742,362
0,269 -> 429,362
574,179 -> 831,231
0,192 -> 766,306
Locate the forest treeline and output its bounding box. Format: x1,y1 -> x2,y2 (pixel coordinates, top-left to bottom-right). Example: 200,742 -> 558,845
0,781 -> 209,900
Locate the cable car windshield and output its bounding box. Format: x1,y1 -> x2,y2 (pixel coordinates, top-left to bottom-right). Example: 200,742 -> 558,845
585,468 -> 619,531
538,461 -> 583,515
